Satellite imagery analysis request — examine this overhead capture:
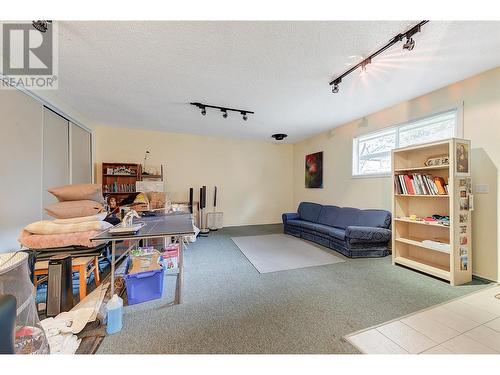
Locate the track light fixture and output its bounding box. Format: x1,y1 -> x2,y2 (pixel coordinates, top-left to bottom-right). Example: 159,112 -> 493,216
332,80 -> 340,94
402,36 -> 415,51
190,102 -> 254,121
329,20 -> 428,94
32,20 -> 52,33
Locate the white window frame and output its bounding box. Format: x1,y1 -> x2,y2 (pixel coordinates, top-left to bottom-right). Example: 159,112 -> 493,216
352,103 -> 464,178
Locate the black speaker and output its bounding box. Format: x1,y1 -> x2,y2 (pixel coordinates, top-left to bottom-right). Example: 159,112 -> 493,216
189,188 -> 194,214
46,254 -> 74,317
213,186 -> 217,208
200,186 -> 207,209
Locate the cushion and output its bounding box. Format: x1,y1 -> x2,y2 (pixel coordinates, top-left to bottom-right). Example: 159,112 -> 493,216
313,224 -> 346,240
352,209 -> 391,228
317,205 -> 342,227
286,219 -> 309,228
298,221 -> 322,232
53,212 -> 107,224
48,184 -> 104,203
24,220 -> 112,235
297,202 -> 323,223
18,230 -> 102,249
45,200 -> 104,219
333,207 -> 361,229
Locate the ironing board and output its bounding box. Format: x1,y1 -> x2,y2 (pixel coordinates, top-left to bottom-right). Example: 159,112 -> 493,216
90,213 -> 195,304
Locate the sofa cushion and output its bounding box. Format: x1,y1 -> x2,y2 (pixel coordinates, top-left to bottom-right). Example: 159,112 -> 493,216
299,221 -> 323,232
313,224 -> 345,241
353,209 -> 391,228
317,205 -> 342,227
323,207 -> 391,229
297,202 -> 323,223
331,207 -> 359,229
286,219 -> 309,228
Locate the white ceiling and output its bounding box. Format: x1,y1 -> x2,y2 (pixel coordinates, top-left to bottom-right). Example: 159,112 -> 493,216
39,21 -> 500,142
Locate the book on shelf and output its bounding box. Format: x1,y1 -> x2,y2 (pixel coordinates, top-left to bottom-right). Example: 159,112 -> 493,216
394,173 -> 448,195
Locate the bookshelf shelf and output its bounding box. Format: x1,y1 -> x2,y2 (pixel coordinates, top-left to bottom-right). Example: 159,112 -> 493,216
394,165 -> 450,172
395,194 -> 449,198
395,236 -> 451,254
392,138 -> 472,286
394,218 -> 449,229
394,256 -> 450,280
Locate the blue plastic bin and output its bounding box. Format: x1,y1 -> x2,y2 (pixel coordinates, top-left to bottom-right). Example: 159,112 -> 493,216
124,260 -> 164,305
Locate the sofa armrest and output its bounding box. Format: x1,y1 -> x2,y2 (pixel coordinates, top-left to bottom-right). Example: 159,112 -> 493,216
282,213 -> 299,224
345,226 -> 391,243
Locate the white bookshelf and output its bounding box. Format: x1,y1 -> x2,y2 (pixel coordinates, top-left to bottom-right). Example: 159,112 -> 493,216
391,138 -> 473,286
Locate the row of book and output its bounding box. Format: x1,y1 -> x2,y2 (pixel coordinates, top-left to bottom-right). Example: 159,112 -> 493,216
394,174 -> 448,195
103,182 -> 136,193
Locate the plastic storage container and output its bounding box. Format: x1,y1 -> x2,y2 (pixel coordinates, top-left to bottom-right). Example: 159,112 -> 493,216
105,294 -> 123,334
0,252 -> 49,354
124,260 -> 164,305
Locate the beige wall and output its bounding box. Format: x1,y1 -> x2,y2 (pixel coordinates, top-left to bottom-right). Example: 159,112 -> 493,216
293,66 -> 500,281
95,127 -> 294,227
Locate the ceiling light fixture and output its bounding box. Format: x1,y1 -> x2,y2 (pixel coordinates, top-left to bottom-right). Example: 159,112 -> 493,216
329,20 -> 428,93
271,133 -> 288,141
360,58 -> 371,72
332,80 -> 340,93
402,36 -> 415,51
190,102 -> 254,121
32,20 -> 52,33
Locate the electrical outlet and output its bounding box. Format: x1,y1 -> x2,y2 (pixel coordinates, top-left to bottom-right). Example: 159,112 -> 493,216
475,184 -> 489,194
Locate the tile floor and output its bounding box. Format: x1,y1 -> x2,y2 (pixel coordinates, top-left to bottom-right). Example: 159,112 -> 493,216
346,285 -> 500,354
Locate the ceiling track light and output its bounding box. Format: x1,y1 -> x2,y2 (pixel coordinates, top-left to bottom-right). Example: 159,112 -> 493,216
190,102 -> 254,121
32,20 -> 52,33
329,20 -> 428,94
332,80 -> 340,93
403,36 -> 415,51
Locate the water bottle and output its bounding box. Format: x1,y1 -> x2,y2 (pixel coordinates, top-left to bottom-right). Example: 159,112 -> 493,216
106,294 -> 123,335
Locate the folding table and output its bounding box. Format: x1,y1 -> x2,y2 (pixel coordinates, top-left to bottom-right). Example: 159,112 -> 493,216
91,212 -> 195,304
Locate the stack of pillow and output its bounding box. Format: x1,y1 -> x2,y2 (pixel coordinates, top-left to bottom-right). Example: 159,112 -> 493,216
19,184 -> 112,249
45,184 -> 105,219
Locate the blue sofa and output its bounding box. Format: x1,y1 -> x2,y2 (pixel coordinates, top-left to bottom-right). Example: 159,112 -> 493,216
282,202 -> 391,258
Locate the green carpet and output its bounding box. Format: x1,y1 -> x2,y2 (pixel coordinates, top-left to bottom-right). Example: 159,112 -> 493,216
97,224 -> 489,354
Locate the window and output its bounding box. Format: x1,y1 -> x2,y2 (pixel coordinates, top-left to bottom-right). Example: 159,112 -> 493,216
352,109 -> 459,177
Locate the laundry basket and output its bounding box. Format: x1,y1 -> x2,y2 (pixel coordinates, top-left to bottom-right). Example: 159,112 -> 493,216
0,252 -> 49,354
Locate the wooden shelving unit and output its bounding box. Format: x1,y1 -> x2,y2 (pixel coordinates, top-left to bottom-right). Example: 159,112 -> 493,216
391,138 -> 473,285
101,162 -> 142,204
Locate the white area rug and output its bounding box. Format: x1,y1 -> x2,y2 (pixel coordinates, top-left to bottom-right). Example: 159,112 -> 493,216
231,234 -> 345,273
